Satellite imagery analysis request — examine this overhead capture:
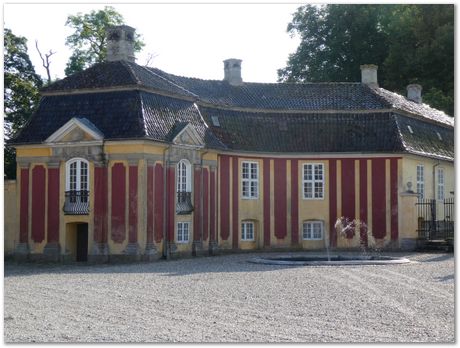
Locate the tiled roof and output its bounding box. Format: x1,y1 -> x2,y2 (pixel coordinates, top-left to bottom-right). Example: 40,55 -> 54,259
395,115 -> 454,161
16,61 -> 452,160
12,90 -> 225,149
199,107 -> 405,153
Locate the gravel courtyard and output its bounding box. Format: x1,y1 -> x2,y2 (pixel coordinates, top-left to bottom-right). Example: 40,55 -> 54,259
4,251 -> 454,343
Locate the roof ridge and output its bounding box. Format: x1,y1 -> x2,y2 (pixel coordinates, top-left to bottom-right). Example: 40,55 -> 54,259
122,60 -> 142,85
140,65 -> 199,98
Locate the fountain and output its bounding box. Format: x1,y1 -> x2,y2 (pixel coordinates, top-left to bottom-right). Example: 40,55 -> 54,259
249,217 -> 411,266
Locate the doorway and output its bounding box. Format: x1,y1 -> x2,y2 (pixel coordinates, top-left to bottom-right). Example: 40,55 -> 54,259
76,223 -> 88,262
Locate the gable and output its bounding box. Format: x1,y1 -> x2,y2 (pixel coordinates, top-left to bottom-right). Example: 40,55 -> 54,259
45,117 -> 104,143
172,123 -> 204,147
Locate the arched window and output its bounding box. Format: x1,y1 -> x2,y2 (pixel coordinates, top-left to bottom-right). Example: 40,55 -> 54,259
176,159 -> 193,214
64,158 -> 89,214
176,159 -> 191,193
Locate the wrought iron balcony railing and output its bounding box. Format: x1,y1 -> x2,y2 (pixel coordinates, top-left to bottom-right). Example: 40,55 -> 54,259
176,191 -> 193,214
64,190 -> 90,215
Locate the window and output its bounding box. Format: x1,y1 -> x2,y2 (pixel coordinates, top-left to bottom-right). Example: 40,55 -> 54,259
241,221 -> 255,241
177,159 -> 191,193
303,163 -> 324,199
416,164 -> 424,199
302,221 -> 323,240
177,222 -> 190,243
437,168 -> 445,200
64,158 -> 89,214
241,161 -> 259,199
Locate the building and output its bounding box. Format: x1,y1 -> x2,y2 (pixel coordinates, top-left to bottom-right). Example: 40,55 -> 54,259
8,25 -> 454,262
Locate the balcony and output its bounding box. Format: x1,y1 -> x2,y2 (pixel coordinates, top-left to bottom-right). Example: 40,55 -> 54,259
176,191 -> 193,215
64,190 -> 89,215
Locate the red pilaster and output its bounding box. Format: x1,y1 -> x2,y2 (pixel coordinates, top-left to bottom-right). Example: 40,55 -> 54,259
193,168 -> 202,241
291,159 -> 299,245
371,159 -> 386,239
31,165 -> 46,243
154,163 -> 164,243
329,160 -> 337,247
19,168 -> 29,244
274,159 -> 287,239
111,163 -> 126,243
167,166 -> 175,242
263,159 -> 271,247
232,157 -> 239,249
390,158 -> 399,241
210,170 -> 216,242
220,155 -> 230,241
128,165 -> 138,243
203,168 -> 209,242
147,165 -> 154,244
94,166 -> 108,243
341,159 -> 356,238
359,159 -> 368,247
47,168 -> 60,243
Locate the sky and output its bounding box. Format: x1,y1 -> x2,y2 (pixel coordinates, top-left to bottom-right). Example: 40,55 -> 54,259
4,2 -> 304,83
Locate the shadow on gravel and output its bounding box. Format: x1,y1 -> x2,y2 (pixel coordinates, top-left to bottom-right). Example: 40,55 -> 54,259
435,274 -> 454,282
419,254 -> 454,263
3,251 -> 437,278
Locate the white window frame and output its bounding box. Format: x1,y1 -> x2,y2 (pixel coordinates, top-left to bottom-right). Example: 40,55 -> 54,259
177,159 -> 192,193
177,222 -> 190,243
437,168 -> 445,201
302,221 -> 324,240
303,163 -> 324,199
65,158 -> 89,192
416,164 -> 424,200
241,221 -> 255,241
241,161 -> 259,199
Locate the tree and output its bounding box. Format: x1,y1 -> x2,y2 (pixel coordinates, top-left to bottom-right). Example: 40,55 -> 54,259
35,40 -> 56,84
64,6 -> 144,76
278,5 -> 391,83
4,28 -> 43,179
278,4 -> 454,116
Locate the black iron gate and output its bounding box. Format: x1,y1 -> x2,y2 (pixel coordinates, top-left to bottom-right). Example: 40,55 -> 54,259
416,198 -> 454,241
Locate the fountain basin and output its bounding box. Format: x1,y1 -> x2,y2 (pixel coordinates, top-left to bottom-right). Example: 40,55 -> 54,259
248,255 -> 411,266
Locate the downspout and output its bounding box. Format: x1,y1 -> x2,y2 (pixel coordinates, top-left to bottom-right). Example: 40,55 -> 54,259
433,161 -> 440,200
200,150 -> 209,247
162,145 -> 171,259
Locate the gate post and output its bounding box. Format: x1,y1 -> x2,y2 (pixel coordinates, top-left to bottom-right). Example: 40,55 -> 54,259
399,191 -> 419,250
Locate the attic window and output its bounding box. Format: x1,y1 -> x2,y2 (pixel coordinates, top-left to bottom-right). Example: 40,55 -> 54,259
436,131 -> 442,141
407,125 -> 414,134
211,116 -> 220,127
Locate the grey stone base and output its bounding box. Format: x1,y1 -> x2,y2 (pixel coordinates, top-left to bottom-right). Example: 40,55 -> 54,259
143,243 -> 160,261
42,243 -> 61,262
165,241 -> 179,259
208,241 -> 219,255
192,240 -> 205,256
13,243 -> 30,262
88,243 -> 109,263
400,238 -> 417,251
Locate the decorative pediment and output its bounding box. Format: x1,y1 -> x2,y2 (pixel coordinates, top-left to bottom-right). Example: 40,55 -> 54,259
172,123 -> 204,147
45,117 -> 104,143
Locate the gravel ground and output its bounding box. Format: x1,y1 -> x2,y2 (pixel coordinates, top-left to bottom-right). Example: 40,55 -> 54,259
4,251 -> 454,343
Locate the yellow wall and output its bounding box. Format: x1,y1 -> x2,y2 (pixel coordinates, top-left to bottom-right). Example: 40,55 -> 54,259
16,147 -> 51,157
401,155 -> 454,201
4,180 -> 18,254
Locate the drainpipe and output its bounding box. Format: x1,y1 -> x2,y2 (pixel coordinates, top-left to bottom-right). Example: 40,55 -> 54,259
162,145 -> 171,259
200,150 -> 209,247
433,161 -> 440,200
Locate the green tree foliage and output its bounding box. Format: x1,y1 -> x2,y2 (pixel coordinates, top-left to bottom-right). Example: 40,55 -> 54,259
279,4 -> 454,116
4,28 -> 43,179
64,6 -> 145,76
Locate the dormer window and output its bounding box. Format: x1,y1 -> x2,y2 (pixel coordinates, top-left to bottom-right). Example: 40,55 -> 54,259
64,158 -> 89,215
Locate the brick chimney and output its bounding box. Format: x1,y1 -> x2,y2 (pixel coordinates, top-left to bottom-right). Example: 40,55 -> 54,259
106,25 -> 136,62
406,84 -> 422,104
223,58 -> 243,86
360,64 -> 378,87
